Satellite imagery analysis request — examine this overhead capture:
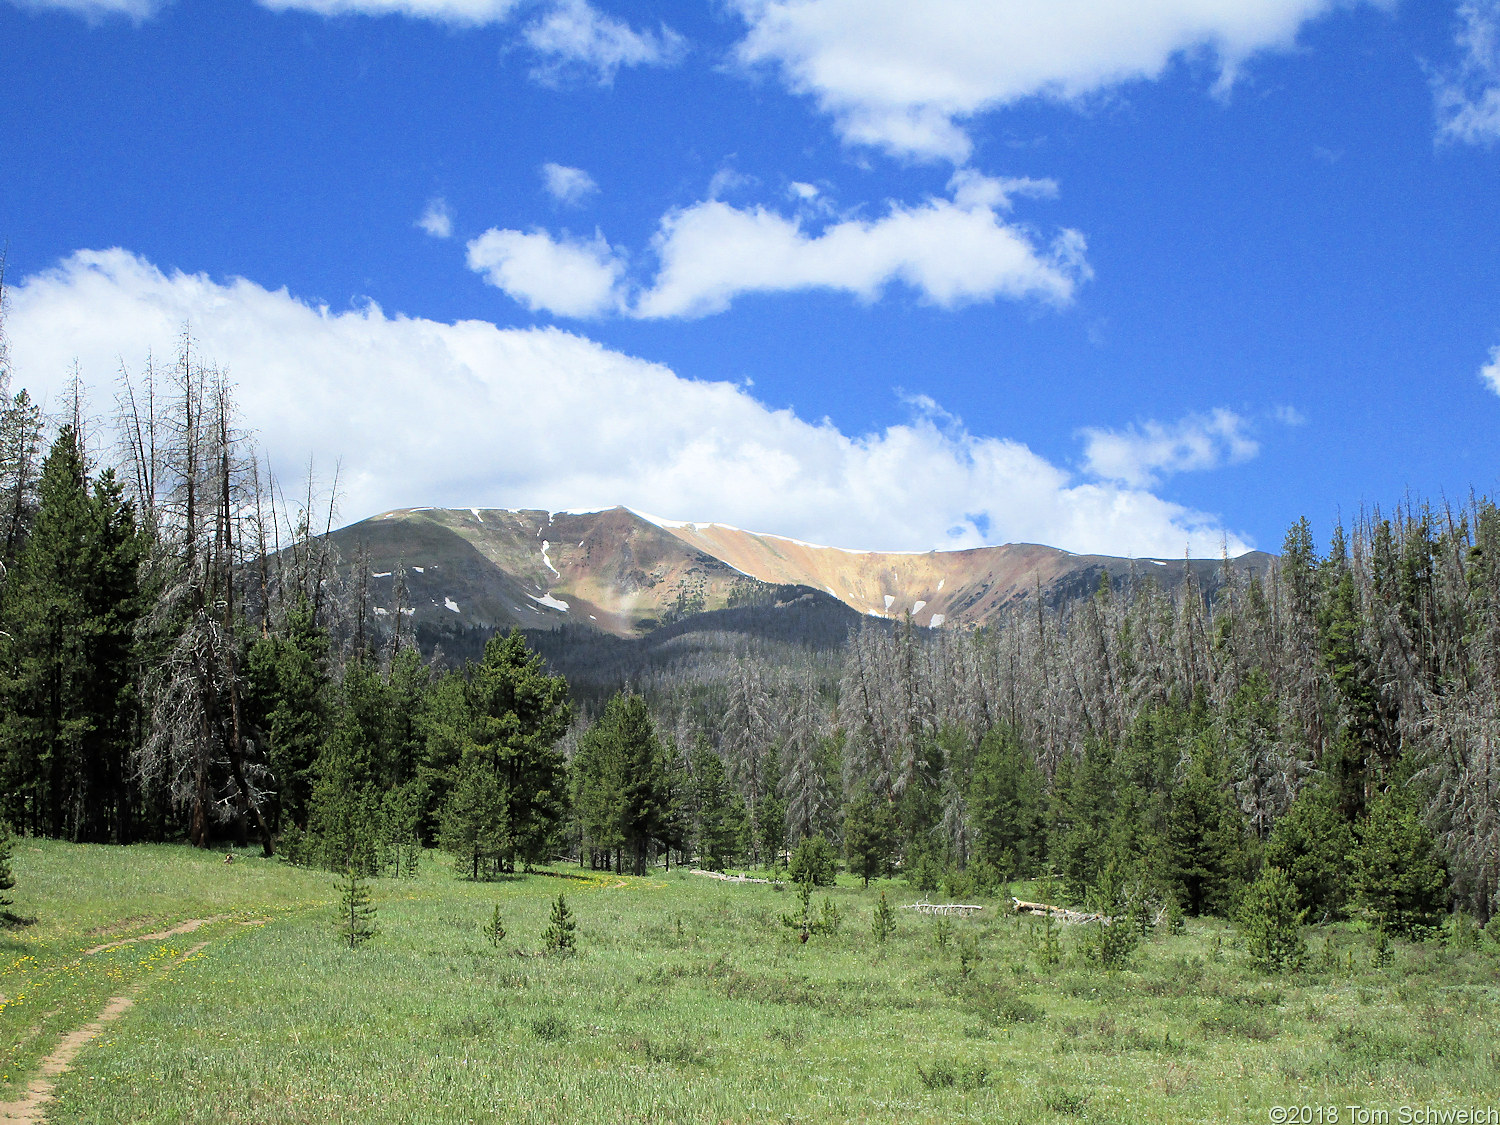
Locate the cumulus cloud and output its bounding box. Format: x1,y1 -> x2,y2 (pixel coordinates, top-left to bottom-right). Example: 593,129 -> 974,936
1436,1 -> 1500,144
1481,345 -> 1500,395
732,0 -> 1388,161
5,249 -> 1252,557
417,198 -> 454,239
1079,408 -> 1260,489
540,163 -> 599,206
5,0 -> 164,20
523,0 -> 686,84
465,228 -> 625,317
469,172 -> 1088,319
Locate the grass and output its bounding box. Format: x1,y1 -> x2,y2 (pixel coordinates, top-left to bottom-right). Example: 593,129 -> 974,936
2,842 -> 1498,1123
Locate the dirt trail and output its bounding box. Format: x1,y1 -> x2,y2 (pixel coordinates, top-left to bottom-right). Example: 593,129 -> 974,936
0,940 -> 212,1125
83,915 -> 232,955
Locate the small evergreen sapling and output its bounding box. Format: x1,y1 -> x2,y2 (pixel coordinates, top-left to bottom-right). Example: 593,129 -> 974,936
933,915 -> 953,952
482,904 -> 506,948
336,865 -> 378,949
1237,865 -> 1305,972
545,893 -> 576,955
872,890 -> 896,943
1036,911 -> 1062,970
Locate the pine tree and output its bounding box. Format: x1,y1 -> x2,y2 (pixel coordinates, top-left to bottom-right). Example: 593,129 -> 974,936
440,755 -> 510,880
1262,779 -> 1354,920
1354,785 -> 1449,939
482,903 -> 506,947
335,864 -> 378,949
844,788 -> 900,887
0,426 -> 144,842
1161,739 -> 1250,916
545,892 -> 576,954
968,724 -> 1045,878
0,819 -> 15,910
244,596 -> 329,832
1238,865 -> 1306,971
465,630 -> 571,870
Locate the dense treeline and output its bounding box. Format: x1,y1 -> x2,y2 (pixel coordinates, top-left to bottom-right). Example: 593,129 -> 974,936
0,325 -> 1493,936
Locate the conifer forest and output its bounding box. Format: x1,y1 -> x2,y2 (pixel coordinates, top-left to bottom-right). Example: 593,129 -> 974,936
3,338 -> 1500,1124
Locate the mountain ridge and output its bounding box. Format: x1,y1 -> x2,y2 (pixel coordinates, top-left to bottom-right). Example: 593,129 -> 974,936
324,505 -> 1274,647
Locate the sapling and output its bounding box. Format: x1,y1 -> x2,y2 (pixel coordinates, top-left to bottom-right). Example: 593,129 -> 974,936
335,865 -> 378,950
482,904 -> 506,948
934,916 -> 953,951
545,893 -> 576,955
872,891 -> 896,943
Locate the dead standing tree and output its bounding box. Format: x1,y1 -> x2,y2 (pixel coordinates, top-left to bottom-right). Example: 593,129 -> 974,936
127,336 -> 274,855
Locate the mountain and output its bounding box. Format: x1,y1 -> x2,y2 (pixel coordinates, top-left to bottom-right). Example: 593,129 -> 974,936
325,506 -> 1274,647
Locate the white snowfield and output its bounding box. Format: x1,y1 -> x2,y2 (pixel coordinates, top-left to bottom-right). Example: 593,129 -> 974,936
370,571 -> 392,578
541,541 -> 560,578
444,597 -> 460,613
883,594 -> 895,610
930,614 -> 945,628
913,600 -> 927,614
529,592 -> 570,612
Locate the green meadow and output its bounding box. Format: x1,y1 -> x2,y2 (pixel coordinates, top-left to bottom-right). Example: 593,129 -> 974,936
2,841 -> 1497,1125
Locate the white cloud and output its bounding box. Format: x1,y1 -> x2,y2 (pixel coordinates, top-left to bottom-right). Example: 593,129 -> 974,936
256,0 -> 522,23
540,163 -> 599,207
523,0 -> 686,84
470,172 -> 1086,320
5,0 -> 164,20
633,171 -> 1086,318
6,248 -> 1252,557
1436,1 -> 1500,144
1481,345 -> 1500,395
1079,408 -> 1260,489
465,228 -> 625,317
732,0 -> 1388,161
417,198 -> 454,239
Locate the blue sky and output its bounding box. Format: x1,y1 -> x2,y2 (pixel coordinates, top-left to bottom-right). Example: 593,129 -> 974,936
2,0 -> 1499,556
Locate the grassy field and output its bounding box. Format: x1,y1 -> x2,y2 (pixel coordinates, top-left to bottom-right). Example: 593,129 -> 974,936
2,842 -> 1498,1124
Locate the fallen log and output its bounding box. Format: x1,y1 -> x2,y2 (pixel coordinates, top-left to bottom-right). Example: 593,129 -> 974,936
689,869 -> 784,887
902,901 -> 984,917
1011,898 -> 1109,925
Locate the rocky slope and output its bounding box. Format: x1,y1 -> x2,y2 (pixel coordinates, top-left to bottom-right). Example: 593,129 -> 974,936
326,506 -> 1274,642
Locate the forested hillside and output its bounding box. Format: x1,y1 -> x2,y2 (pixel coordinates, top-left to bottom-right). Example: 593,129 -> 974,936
1,337 -> 1495,934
